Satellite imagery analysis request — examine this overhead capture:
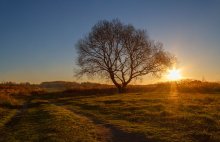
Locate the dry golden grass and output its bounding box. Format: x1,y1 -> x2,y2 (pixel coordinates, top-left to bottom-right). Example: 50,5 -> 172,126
49,85 -> 220,142
0,81 -> 220,142
33,81 -> 220,141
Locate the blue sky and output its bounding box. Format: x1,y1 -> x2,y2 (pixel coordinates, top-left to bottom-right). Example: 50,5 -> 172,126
0,0 -> 220,83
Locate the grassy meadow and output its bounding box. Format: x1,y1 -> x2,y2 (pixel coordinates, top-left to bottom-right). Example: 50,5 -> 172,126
0,81 -> 220,142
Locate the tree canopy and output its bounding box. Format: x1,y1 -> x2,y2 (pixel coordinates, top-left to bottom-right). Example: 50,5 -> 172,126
76,19 -> 174,93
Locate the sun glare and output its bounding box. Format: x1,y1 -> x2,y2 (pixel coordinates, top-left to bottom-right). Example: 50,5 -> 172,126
167,68 -> 182,81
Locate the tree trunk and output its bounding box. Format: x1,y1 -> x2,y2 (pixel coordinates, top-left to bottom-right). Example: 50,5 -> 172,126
109,71 -> 127,93
117,85 -> 127,93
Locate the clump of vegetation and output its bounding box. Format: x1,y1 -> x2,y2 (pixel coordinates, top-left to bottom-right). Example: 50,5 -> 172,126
0,93 -> 17,106
176,80 -> 220,93
0,82 -> 42,106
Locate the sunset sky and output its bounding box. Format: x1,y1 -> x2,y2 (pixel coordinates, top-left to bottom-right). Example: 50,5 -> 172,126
0,0 -> 220,84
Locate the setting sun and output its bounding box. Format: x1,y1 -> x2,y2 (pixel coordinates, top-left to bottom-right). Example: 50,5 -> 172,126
167,68 -> 182,81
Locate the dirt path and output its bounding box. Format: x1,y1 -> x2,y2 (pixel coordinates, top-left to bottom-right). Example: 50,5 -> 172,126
4,98 -> 31,127
0,98 -> 32,142
56,105 -> 148,142
0,96 -> 148,142
91,118 -> 147,142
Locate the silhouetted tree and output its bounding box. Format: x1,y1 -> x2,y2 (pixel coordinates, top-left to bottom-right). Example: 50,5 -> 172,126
76,19 -> 174,93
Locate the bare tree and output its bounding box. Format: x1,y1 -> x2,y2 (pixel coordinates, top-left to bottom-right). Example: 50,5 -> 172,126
76,19 -> 174,93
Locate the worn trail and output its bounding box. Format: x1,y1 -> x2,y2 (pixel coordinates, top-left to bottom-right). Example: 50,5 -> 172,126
54,102 -> 148,142
0,95 -> 149,142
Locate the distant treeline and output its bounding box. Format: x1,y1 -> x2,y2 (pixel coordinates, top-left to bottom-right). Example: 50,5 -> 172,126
1,80 -> 220,94
41,80 -> 220,94
40,81 -> 113,91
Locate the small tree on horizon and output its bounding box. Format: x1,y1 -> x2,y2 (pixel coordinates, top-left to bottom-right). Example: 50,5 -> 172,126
76,19 -> 175,93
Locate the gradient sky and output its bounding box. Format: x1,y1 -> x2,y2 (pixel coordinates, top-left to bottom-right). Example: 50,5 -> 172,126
0,0 -> 220,84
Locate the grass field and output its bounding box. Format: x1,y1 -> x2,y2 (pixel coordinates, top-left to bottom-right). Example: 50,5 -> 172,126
0,83 -> 220,142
